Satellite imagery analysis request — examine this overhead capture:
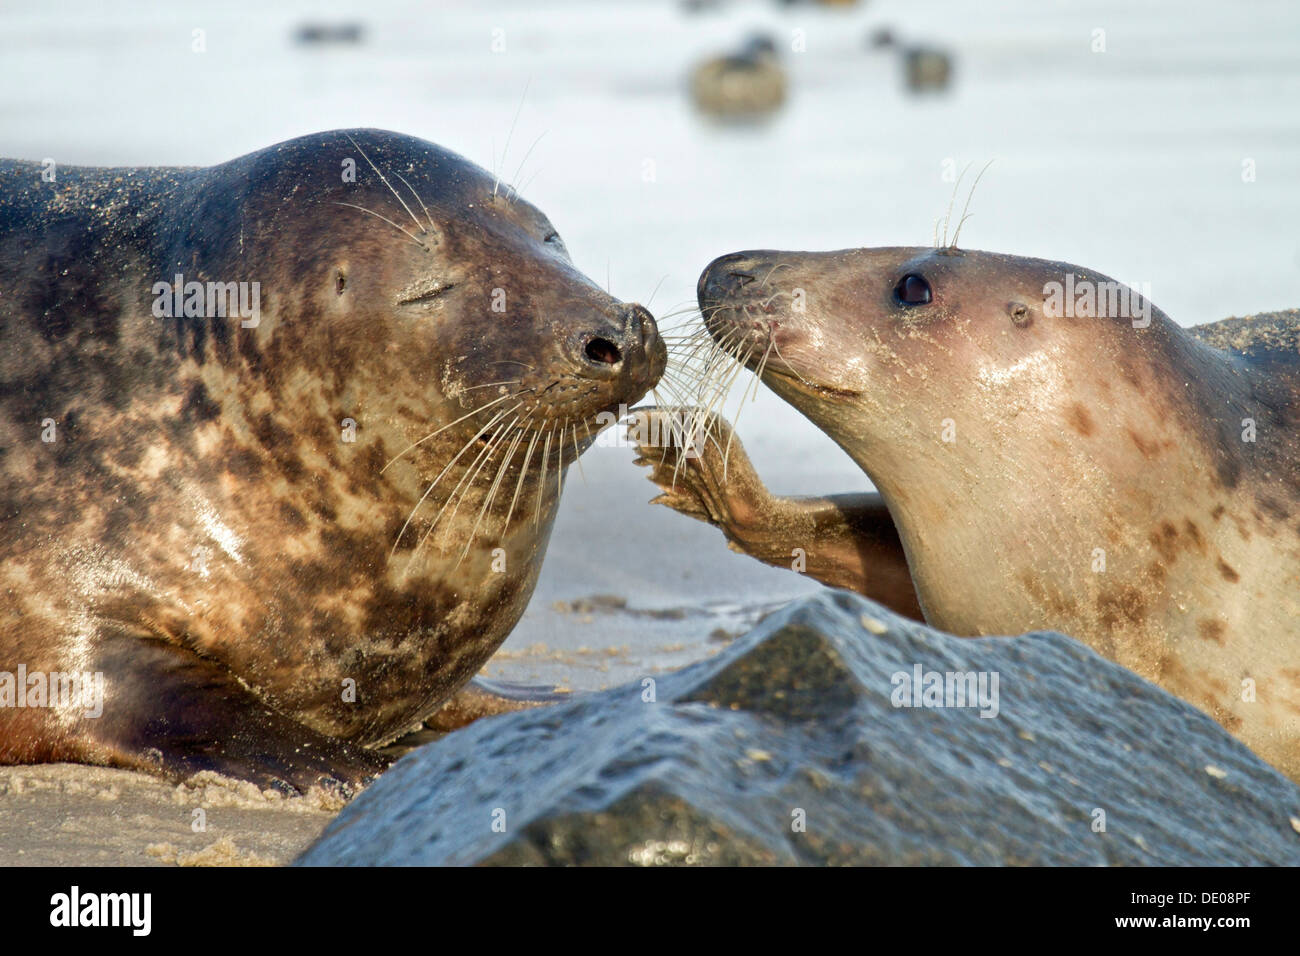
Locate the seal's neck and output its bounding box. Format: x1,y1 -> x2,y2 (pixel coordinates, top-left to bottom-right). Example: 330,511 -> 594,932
856,320 -> 1280,654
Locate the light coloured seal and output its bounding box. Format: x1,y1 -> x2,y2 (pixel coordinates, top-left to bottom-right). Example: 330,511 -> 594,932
636,245 -> 1299,780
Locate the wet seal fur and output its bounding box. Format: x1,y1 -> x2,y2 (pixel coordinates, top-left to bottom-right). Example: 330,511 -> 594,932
636,246 -> 1299,780
0,129 -> 664,793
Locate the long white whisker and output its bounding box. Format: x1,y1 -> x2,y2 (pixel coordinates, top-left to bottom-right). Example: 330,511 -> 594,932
505,427 -> 541,530
508,131 -> 548,204
950,159 -> 994,249
417,419 -> 511,560
392,169 -> 438,234
494,79 -> 531,200
344,132 -> 427,235
534,427 -> 553,526
570,423 -> 586,485
388,404 -> 520,560
456,419 -> 527,567
381,392 -> 517,473
333,202 -> 427,249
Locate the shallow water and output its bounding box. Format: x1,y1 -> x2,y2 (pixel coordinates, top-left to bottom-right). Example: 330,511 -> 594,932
3,0 -> 1298,687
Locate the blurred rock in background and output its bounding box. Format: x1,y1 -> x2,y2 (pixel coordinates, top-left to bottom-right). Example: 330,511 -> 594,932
690,33 -> 787,122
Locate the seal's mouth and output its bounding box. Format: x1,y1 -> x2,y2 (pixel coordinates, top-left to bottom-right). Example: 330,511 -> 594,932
761,363 -> 861,400
692,251 -> 859,400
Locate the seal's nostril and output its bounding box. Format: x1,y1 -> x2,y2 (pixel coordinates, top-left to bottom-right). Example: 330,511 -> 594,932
585,337 -> 622,366
729,271 -> 756,288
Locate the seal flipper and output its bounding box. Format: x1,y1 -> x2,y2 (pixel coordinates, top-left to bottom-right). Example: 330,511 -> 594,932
66,624 -> 389,796
422,677 -> 572,733
629,406 -> 923,620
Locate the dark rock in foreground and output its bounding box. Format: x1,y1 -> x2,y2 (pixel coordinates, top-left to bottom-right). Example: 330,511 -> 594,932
297,591 -> 1300,866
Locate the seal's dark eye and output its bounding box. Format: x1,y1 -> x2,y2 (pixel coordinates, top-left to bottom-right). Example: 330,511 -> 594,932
544,232 -> 562,245
894,273 -> 932,305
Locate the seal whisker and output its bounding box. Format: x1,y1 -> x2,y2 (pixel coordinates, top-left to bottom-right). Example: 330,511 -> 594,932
752,290 -> 794,314
456,419 -> 528,567
534,428 -> 553,527
343,132 -> 428,235
513,166 -> 545,204
758,262 -> 793,289
949,159 -> 994,250
381,390 -> 519,473
939,161 -> 973,248
696,327 -> 745,399
665,325 -> 720,358
419,417 -> 514,559
460,379 -> 522,393
389,402 -> 522,560
677,329 -> 738,421
713,343 -> 757,481
769,334 -> 815,387
673,335 -> 752,486
720,336 -> 775,470
663,342 -> 721,382
663,350 -> 718,423
333,202 -> 428,249
745,336 -> 776,406
655,309 -> 709,329
504,426 -> 542,530
669,323 -> 732,384
700,330 -> 750,406
426,416 -> 517,554
507,130 -> 548,206
493,79 -> 531,201
556,422 -> 565,500
570,422 -> 586,485
643,274 -> 671,310
392,169 -> 438,234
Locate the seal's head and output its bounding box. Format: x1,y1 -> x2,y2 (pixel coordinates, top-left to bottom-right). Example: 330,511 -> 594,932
694,246 -> 1289,634
695,247 -> 1245,496
150,130 -> 669,731
169,129 -> 665,481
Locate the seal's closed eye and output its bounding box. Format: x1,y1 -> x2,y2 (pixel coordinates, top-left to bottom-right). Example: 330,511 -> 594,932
396,277 -> 456,307
894,273 -> 932,306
